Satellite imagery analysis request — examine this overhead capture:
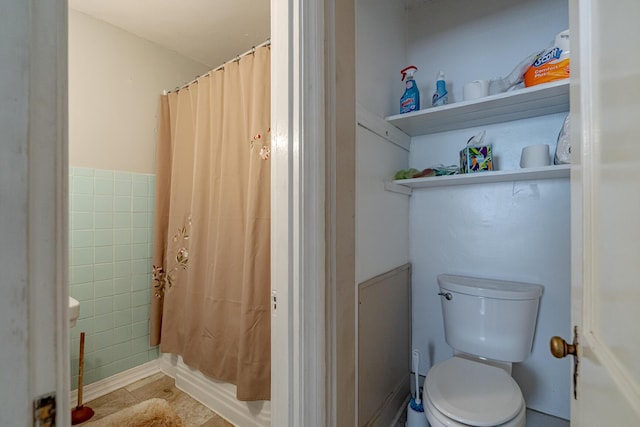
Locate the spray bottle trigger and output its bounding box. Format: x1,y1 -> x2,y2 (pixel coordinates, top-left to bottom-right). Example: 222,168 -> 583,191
400,65 -> 418,81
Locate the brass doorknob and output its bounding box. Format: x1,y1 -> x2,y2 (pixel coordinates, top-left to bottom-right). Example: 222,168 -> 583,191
550,336 -> 577,358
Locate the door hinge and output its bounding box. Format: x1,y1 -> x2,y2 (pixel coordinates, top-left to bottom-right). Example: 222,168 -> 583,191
34,393 -> 56,426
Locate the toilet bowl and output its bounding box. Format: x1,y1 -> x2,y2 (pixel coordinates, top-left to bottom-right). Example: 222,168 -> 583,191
422,357 -> 526,427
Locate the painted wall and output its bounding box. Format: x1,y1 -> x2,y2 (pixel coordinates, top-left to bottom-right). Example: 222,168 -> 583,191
355,0 -> 408,118
68,10 -> 208,174
355,0 -> 410,284
408,0 -> 568,104
67,10 -> 208,386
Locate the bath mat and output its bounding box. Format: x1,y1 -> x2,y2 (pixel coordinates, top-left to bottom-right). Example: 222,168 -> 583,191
87,398 -> 183,427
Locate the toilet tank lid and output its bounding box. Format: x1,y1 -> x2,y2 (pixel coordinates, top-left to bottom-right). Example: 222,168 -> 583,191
437,274 -> 543,300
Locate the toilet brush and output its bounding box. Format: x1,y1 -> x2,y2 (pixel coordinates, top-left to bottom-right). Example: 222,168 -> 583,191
71,332 -> 94,425
406,349 -> 429,427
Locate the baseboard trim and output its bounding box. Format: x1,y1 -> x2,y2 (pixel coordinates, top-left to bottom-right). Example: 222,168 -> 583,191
159,354 -> 271,427
69,359 -> 161,405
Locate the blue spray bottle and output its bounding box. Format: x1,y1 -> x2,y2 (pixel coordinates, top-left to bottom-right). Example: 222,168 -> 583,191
432,70 -> 448,107
400,66 -> 420,114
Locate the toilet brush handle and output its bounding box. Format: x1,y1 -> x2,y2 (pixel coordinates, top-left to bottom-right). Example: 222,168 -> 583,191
412,349 -> 421,404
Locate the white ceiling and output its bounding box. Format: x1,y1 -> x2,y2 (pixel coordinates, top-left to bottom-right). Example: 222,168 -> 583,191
69,0 -> 270,67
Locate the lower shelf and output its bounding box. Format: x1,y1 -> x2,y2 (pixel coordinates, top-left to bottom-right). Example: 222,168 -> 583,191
386,164 -> 570,194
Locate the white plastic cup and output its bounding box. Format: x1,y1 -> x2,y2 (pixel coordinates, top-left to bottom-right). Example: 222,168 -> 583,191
520,144 -> 550,168
463,80 -> 490,101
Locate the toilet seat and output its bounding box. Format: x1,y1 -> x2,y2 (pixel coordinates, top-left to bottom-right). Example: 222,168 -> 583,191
424,357 -> 524,427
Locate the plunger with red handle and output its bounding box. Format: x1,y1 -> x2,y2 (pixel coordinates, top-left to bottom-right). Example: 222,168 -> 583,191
71,332 -> 94,424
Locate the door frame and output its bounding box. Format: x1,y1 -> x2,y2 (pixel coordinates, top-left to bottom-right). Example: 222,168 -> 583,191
271,0 -> 356,425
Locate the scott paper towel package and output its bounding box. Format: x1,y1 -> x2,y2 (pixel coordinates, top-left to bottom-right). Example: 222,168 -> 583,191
524,30 -> 570,87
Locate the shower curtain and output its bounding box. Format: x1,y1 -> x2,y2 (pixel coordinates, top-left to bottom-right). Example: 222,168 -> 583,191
150,46 -> 271,401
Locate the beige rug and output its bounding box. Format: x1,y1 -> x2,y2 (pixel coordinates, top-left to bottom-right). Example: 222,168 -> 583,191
87,398 -> 183,427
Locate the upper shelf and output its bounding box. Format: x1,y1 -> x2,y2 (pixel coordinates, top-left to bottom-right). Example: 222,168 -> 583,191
385,80 -> 570,136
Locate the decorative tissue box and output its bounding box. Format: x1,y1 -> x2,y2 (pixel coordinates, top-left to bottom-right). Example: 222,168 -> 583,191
460,145 -> 493,173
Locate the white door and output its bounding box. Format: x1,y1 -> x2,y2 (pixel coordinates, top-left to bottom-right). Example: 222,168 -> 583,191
567,0 -> 640,424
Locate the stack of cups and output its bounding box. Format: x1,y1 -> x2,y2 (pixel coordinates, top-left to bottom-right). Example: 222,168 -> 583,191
520,144 -> 550,168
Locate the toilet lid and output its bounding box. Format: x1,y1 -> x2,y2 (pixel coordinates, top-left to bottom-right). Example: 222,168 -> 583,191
425,357 -> 523,427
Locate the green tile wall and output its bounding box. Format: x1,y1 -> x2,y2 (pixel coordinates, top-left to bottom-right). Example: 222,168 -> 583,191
69,167 -> 158,388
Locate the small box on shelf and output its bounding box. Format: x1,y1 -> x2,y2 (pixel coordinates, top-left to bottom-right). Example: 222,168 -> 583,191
460,145 -> 493,173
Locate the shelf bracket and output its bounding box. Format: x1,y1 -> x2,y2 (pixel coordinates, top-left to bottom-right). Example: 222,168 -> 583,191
384,181 -> 412,196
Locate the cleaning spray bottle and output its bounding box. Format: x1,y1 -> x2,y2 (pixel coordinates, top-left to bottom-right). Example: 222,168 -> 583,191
400,66 -> 420,114
432,70 -> 448,107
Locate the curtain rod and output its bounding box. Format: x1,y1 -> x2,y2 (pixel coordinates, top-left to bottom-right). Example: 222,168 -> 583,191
163,38 -> 271,94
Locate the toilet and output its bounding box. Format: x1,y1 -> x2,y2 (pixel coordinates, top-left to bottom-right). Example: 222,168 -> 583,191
422,274 -> 543,427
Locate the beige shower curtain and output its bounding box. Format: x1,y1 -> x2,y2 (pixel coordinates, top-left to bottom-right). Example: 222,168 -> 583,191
150,46 -> 271,401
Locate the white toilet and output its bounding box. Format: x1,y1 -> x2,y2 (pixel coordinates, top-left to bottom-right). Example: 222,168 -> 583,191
422,274 -> 543,427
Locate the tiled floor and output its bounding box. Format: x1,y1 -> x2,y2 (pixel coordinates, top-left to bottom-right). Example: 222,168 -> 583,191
78,373 -> 233,427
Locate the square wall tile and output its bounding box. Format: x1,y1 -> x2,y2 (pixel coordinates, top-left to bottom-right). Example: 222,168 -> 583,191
94,297 -> 114,316
114,245 -> 131,262
114,180 -> 132,196
131,336 -> 149,355
114,212 -> 132,229
113,277 -> 131,295
70,265 -> 93,285
94,246 -> 113,264
78,300 -> 94,320
114,261 -> 131,278
132,259 -> 150,275
132,213 -> 148,229
132,274 -> 150,291
113,293 -> 131,311
70,282 -> 94,301
94,179 -> 114,196
73,176 -> 94,194
93,330 -> 114,351
72,230 -> 94,248
132,197 -> 147,213
71,248 -> 93,267
114,229 -> 131,245
132,321 -> 149,338
94,212 -> 113,230
94,195 -> 113,213
114,309 -> 132,327
94,313 -> 114,333
113,342 -> 132,361
131,244 -> 148,260
72,194 -> 93,212
94,263 -> 113,281
114,325 -> 132,344
132,305 -> 149,323
94,279 -> 114,298
131,290 -> 149,307
132,229 -> 148,244
114,196 -> 131,212
71,212 -> 93,230
93,347 -> 114,367
94,169 -> 114,180
94,229 -> 113,246
132,181 -> 148,197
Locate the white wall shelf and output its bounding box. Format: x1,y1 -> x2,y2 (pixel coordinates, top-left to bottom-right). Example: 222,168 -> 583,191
385,80 -> 569,136
386,164 -> 570,194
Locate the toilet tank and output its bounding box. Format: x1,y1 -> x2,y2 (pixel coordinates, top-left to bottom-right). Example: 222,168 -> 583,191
437,274 -> 544,363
